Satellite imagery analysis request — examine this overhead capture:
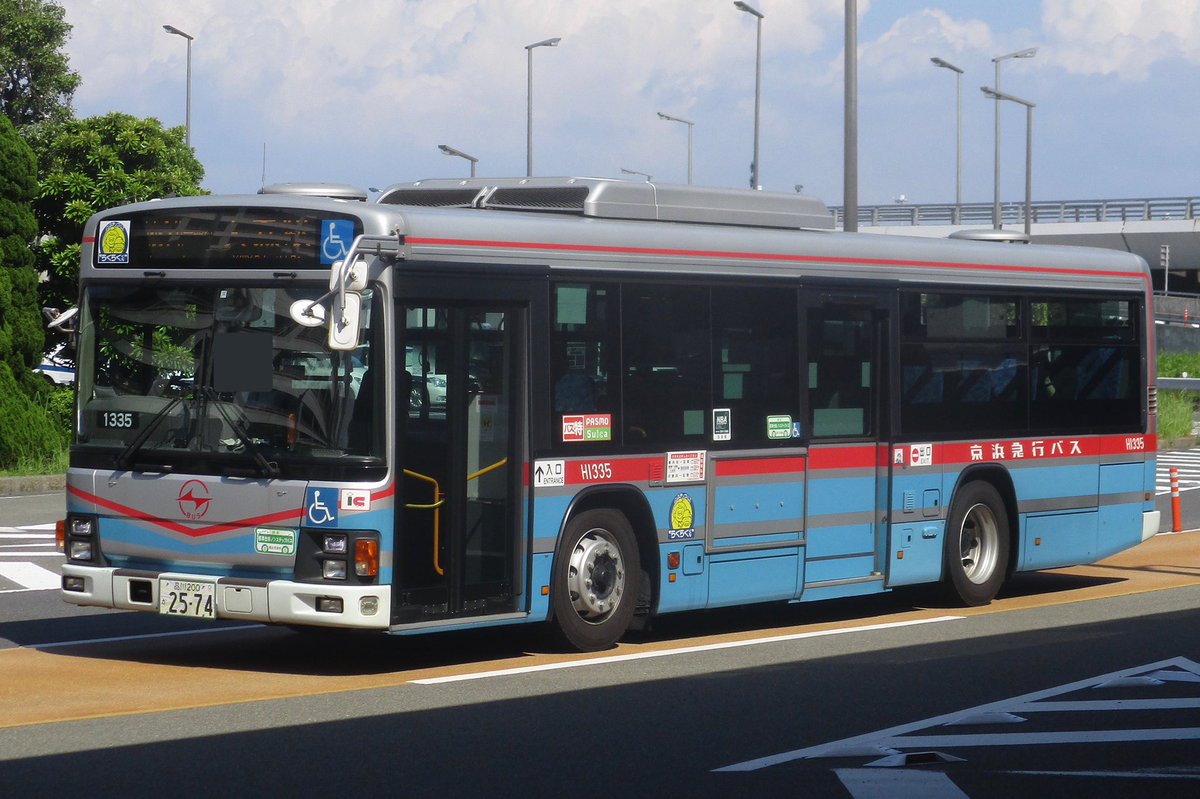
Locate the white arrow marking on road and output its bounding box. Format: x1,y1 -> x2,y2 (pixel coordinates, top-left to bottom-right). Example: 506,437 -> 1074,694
0,562 -> 61,590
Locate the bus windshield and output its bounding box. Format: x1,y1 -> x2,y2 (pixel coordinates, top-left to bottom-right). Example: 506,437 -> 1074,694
74,284 -> 383,478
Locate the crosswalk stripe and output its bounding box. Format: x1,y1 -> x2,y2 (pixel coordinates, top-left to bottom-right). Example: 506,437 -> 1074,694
0,562 -> 61,590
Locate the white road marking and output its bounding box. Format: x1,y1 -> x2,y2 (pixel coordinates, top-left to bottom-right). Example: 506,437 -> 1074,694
836,768 -> 970,799
411,616 -> 964,685
0,562 -> 61,590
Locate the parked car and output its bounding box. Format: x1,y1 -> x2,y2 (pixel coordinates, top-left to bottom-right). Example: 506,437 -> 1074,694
35,342 -> 75,386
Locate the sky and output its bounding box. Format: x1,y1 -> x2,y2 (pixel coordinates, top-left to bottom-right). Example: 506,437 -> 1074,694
53,0 -> 1200,206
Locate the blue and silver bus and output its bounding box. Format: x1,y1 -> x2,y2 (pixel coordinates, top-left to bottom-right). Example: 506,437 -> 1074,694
60,178 -> 1159,650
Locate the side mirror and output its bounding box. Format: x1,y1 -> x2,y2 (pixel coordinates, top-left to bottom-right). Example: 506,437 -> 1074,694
328,291 -> 361,351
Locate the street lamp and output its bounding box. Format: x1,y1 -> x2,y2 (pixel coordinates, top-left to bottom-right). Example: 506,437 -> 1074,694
620,168 -> 652,182
930,57 -> 964,224
734,2 -> 764,189
163,25 -> 194,148
657,112 -> 694,184
525,37 -> 561,177
982,86 -> 1035,237
438,144 -> 478,177
991,47 -> 1037,228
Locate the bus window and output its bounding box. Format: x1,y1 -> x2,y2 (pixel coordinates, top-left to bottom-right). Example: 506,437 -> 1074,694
714,286 -> 799,442
551,283 -> 613,417
807,306 -> 875,438
621,283 -> 709,444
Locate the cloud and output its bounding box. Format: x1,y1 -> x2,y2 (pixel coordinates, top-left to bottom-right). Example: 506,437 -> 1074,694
1041,0 -> 1200,80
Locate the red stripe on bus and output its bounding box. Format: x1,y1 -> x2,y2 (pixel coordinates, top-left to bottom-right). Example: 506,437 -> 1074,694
68,484 -> 303,539
807,445 -> 879,470
715,457 -> 806,477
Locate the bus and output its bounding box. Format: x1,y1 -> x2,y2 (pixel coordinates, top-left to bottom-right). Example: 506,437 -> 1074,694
59,177 -> 1159,651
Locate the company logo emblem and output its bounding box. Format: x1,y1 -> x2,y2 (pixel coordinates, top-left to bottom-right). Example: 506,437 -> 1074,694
97,220 -> 131,264
177,479 -> 211,520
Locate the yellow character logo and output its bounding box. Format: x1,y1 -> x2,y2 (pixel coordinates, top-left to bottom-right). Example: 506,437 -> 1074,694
669,493 -> 694,531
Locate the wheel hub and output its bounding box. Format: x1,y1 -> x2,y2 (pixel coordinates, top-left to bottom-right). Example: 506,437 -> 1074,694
567,530 -> 625,622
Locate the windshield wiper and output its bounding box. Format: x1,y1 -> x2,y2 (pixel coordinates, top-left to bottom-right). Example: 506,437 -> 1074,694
113,393 -> 191,471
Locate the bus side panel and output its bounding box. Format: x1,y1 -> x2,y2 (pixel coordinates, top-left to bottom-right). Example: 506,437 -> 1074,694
886,445 -> 946,587
804,445 -> 879,587
1096,461 -> 1149,558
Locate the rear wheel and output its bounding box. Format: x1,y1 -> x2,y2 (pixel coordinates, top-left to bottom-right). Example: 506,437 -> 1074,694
550,509 -> 640,651
943,481 -> 1009,606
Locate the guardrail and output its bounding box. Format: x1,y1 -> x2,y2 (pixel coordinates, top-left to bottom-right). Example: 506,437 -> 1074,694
831,197 -> 1200,228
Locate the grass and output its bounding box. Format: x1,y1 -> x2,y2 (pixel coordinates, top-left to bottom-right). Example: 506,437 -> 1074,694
1157,390 -> 1196,442
0,446 -> 68,478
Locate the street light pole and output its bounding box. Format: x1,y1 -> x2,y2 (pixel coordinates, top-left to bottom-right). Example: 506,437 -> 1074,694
734,2 -> 763,189
843,0 -> 858,232
657,112 -> 694,184
163,25 -> 194,148
991,47 -> 1037,228
982,86 -> 1035,237
930,57 -> 964,224
438,144 -> 479,178
525,37 -> 561,177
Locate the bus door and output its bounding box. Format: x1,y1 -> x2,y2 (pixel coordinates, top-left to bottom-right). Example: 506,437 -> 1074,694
802,293 -> 891,592
393,297 -> 526,624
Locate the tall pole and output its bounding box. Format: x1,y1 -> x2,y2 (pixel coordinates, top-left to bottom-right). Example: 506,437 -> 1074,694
438,144 -> 479,178
525,37 -> 561,177
163,25 -> 194,148
991,47 -> 1037,229
843,0 -> 858,232
735,3 -> 764,189
931,58 -> 963,224
982,86 -> 1035,237
657,112 -> 695,184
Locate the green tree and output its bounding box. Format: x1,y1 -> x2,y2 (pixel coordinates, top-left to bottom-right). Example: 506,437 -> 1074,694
0,112 -> 41,390
0,0 -> 80,128
27,112 -> 205,310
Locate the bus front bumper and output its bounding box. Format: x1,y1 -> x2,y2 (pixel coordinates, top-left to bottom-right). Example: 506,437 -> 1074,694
60,564 -> 391,630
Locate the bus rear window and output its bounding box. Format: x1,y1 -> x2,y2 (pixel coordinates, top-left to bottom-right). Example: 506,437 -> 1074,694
93,208 -> 362,270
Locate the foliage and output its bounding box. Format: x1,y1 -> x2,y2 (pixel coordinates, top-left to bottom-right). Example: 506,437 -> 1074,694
0,112 -> 41,393
0,361 -> 65,469
1157,351 -> 1200,379
25,112 -> 205,310
0,0 -> 80,128
1157,390 -> 1195,442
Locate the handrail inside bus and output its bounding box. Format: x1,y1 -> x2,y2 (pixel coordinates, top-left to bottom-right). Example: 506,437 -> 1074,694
403,458 -> 508,577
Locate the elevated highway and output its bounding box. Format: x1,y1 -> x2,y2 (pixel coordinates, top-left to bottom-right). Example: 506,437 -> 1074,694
833,197 -> 1200,294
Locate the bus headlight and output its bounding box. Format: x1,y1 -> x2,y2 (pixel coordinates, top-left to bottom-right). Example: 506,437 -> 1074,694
69,540 -> 94,561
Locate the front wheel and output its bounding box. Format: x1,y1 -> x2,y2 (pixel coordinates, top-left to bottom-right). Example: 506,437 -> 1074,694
550,509 -> 641,651
942,481 -> 1009,606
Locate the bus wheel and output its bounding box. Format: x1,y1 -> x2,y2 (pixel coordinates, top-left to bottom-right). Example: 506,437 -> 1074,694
943,481 -> 1009,606
550,509 -> 641,651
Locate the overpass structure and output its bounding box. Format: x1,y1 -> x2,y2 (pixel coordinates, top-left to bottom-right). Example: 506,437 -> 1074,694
831,196 -> 1200,294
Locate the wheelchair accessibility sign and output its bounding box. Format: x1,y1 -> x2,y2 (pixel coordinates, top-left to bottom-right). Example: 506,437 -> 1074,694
320,219 -> 355,265
305,487 -> 339,526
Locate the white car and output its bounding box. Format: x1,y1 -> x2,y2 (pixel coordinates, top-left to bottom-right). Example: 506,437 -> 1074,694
35,342 -> 75,386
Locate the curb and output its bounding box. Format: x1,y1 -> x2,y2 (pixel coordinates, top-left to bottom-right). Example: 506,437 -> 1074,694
0,474 -> 66,498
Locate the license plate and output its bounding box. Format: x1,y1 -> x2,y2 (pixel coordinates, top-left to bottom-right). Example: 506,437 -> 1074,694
158,578 -> 216,619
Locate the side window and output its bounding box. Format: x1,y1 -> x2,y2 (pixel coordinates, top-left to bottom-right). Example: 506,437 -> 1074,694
899,292 -> 1026,437
622,283 -> 709,444
1030,297 -> 1139,431
808,305 -> 876,438
551,283 -> 617,440
714,287 -> 799,443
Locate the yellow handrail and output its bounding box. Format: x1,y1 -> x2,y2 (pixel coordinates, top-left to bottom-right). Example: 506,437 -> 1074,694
403,458 -> 508,577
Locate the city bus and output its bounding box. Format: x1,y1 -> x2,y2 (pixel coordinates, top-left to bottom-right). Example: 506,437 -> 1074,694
59,177 -> 1159,651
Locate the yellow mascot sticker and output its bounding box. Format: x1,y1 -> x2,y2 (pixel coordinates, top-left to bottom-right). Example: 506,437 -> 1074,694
668,493 -> 695,540
97,220 -> 131,264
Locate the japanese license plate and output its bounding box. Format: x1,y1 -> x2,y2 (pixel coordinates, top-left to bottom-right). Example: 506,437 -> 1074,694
158,578 -> 216,619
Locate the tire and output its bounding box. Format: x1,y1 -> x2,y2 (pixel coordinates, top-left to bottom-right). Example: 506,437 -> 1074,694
942,481 -> 1009,606
550,509 -> 641,651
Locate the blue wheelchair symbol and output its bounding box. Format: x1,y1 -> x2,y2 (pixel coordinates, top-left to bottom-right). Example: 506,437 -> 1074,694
305,488 -> 338,526
320,220 -> 355,265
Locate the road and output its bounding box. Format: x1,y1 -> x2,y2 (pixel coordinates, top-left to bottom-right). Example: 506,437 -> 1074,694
1,468 -> 1199,797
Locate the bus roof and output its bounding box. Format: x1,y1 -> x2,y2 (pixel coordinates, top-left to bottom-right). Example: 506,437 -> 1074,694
80,179 -> 1150,294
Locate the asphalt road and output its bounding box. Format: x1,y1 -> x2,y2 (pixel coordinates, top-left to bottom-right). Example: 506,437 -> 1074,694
1,469 -> 1199,797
